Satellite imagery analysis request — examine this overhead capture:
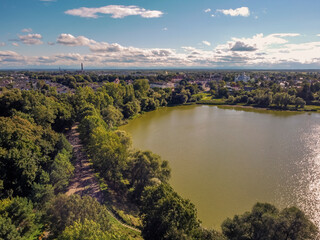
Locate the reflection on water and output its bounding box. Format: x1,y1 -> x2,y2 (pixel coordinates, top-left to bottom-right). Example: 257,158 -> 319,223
296,124 -> 320,229
121,105 -> 320,230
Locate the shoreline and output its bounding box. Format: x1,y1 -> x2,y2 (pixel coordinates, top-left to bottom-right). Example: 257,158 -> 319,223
120,102 -> 319,127
196,101 -> 320,113
119,103 -> 320,231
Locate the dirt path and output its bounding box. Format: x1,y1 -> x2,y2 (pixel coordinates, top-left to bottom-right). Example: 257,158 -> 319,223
65,123 -> 141,233
65,123 -> 104,202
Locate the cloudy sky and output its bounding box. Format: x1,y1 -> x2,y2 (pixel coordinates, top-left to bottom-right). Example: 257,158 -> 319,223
1,0 -> 320,69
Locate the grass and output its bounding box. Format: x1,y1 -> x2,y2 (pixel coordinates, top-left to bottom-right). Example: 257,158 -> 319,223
94,172 -> 142,229
303,104 -> 320,112
197,98 -> 227,105
200,93 -> 213,101
107,214 -> 143,240
196,95 -> 320,113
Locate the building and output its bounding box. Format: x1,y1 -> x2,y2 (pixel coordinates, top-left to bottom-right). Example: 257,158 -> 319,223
235,72 -> 250,82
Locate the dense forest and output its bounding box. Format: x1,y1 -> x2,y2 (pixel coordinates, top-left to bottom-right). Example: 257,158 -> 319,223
0,77 -> 318,239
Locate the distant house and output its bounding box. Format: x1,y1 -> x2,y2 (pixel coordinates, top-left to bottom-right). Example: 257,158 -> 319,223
235,73 -> 250,82
150,82 -> 177,89
150,83 -> 166,88
171,76 -> 184,83
113,78 -> 120,84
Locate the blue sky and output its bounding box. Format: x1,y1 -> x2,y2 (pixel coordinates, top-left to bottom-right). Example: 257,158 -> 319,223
1,0 -> 320,69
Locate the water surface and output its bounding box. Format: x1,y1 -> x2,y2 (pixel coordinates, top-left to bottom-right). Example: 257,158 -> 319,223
121,105 -> 320,229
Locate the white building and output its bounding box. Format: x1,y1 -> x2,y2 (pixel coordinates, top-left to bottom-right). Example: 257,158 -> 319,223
235,73 -> 250,82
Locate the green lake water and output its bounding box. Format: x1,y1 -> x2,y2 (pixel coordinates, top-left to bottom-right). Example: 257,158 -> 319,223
120,105 -> 320,230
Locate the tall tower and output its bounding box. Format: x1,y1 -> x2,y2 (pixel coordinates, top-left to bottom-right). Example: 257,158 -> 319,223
81,63 -> 84,72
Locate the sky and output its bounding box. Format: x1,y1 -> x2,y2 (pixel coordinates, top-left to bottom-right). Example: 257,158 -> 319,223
1,0 -> 320,69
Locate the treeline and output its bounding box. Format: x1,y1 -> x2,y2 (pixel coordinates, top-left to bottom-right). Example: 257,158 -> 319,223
71,79 -> 202,122
75,85 -> 223,239
0,85 -> 140,239
209,80 -> 320,109
0,79 -> 318,239
0,80 -> 205,239
74,80 -> 318,239
0,88 -> 77,239
26,72 -> 176,88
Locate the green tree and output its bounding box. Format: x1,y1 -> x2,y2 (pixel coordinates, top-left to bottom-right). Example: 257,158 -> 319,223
123,99 -> 141,118
87,126 -> 129,187
133,79 -> 150,99
50,149 -> 74,193
60,219 -> 113,240
221,202 -> 318,240
140,184 -> 199,240
0,197 -> 42,240
0,116 -> 59,198
101,105 -> 124,128
128,151 -> 170,201
47,195 -> 111,237
295,97 -> 306,109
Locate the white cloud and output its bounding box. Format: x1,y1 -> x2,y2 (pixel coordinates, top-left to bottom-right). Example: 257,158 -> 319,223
18,34 -> 43,45
65,5 -> 163,19
2,32 -> 320,69
56,33 -> 178,65
211,14 -> 215,17
202,41 -> 211,46
215,33 -> 301,52
162,27 -> 168,31
0,51 -> 20,57
0,51 -> 25,63
12,43 -> 19,47
317,34 -> 320,37
271,33 -> 300,38
230,41 -> 257,51
204,8 -> 211,13
21,28 -> 32,33
57,34 -> 96,46
217,7 -> 250,17
89,42 -> 124,53
212,33 -> 318,67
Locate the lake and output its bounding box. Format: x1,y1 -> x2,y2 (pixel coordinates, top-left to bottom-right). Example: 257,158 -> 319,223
120,105 -> 320,229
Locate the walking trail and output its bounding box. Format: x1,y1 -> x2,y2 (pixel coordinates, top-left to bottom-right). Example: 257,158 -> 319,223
65,123 -> 141,233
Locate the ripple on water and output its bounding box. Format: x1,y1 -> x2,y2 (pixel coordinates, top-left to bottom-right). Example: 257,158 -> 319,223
296,124 -> 320,230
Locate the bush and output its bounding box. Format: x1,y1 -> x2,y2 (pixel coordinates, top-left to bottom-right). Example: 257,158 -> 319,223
46,194 -> 111,237
221,202 -> 318,240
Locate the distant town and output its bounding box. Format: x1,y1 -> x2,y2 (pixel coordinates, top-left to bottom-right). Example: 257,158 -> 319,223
1,69 -> 320,95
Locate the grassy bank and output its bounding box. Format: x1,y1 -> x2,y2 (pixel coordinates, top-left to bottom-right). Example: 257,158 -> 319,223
197,98 -> 320,113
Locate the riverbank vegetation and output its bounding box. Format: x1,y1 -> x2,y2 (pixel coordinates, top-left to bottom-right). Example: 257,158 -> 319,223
0,75 -> 318,239
200,77 -> 320,112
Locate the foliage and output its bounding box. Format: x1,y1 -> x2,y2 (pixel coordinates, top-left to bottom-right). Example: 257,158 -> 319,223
102,105 -> 124,128
0,116 -> 56,198
60,219 -> 114,240
128,151 -> 171,202
50,149 -> 74,193
221,202 -> 318,240
140,184 -> 199,240
0,115 -> 73,202
0,89 -> 74,131
123,100 -> 141,118
0,197 -> 42,240
46,194 -> 111,237
1,73 -> 319,240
